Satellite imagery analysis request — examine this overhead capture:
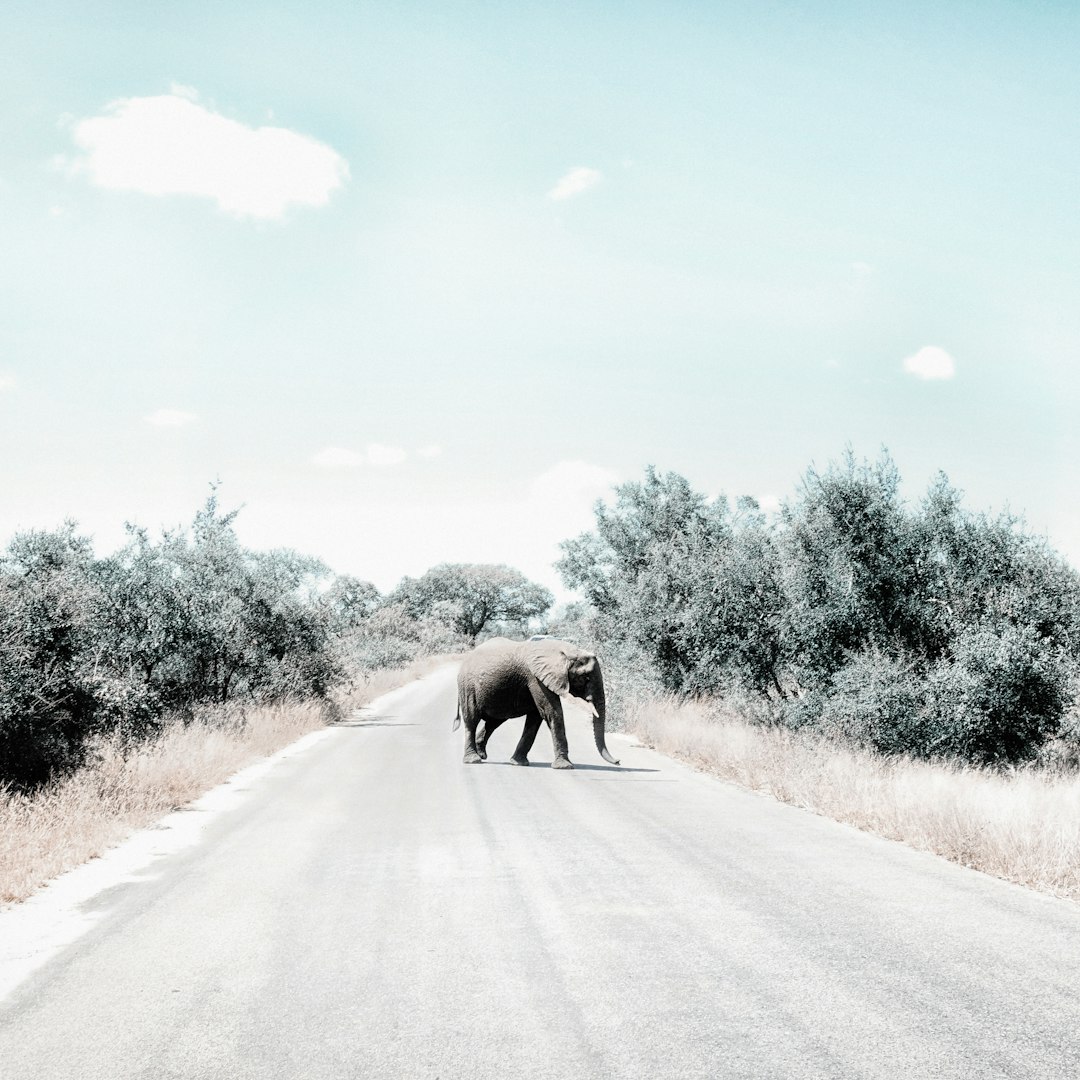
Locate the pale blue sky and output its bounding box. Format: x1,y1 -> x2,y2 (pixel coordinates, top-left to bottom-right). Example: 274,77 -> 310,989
2,2 -> 1079,595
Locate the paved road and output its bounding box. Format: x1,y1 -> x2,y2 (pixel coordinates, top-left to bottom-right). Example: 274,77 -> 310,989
2,666 -> 1079,1079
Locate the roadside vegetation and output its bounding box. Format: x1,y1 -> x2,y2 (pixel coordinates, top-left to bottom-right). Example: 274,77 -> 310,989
0,492 -> 551,902
624,694 -> 1080,899
11,448 -> 1080,904
0,662 -> 449,905
557,450 -> 1080,899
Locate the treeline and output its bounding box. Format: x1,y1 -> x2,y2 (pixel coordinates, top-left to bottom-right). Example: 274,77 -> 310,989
559,452 -> 1080,767
11,450 -> 1074,787
0,496 -> 553,790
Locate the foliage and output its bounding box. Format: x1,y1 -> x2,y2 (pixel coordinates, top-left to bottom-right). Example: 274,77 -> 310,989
385,563 -> 553,643
0,500 -> 551,790
559,452 -> 1080,766
0,497 -> 342,789
558,469 -> 786,697
0,525 -> 105,788
336,603 -> 467,673
321,575 -> 381,632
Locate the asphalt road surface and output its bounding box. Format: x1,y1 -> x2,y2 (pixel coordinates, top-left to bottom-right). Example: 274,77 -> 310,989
2,665 -> 1079,1079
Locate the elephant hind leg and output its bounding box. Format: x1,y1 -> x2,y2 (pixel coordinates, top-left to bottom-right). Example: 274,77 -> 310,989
477,716 -> 508,761
460,687 -> 484,764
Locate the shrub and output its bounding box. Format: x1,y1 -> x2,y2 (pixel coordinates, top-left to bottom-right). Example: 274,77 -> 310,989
0,497 -> 345,790
813,651 -> 932,757
559,451 -> 1080,766
0,525 -> 107,786
926,625 -> 1069,765
338,603 -> 469,673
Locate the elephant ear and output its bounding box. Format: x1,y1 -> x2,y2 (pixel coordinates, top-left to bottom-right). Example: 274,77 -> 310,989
524,638 -> 572,696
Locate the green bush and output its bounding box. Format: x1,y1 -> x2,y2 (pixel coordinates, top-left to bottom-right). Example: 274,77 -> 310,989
926,625 -> 1069,765
0,526 -> 107,787
559,451 -> 1080,767
336,603 -> 469,673
0,498 -> 345,789
813,651 -> 931,756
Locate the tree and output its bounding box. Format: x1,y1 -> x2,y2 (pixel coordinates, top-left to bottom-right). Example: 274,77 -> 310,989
557,452 -> 1080,765
558,469 -> 785,694
95,495 -> 341,709
386,564 -> 553,643
0,524 -> 103,786
322,575 -> 381,632
777,450 -> 920,686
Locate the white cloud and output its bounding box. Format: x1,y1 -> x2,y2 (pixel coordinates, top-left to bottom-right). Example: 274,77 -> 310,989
144,408 -> 197,427
67,90 -> 349,219
902,345 -> 956,380
0,374 -> 16,391
311,443 -> 408,468
527,460 -> 618,507
547,166 -> 602,201
416,444 -> 443,459
365,443 -> 408,467
311,447 -> 365,468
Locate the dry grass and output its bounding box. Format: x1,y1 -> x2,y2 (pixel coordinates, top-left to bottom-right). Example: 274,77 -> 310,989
0,658 -> 454,905
625,693 -> 1080,901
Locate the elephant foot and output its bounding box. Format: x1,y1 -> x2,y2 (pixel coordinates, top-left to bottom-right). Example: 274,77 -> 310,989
510,755 -> 530,766
551,756 -> 575,770
463,750 -> 484,764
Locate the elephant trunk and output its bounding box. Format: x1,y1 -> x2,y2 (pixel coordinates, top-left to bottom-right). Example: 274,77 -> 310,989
590,669 -> 620,766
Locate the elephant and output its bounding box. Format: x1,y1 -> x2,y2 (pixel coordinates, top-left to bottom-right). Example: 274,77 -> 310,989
452,637 -> 620,769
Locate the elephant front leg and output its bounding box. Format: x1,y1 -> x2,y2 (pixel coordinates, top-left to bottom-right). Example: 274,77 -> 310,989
511,708 -> 543,766
539,697 -> 574,769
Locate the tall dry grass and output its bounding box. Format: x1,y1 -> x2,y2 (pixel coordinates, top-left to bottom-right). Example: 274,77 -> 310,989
1,658 -> 454,905
625,694 -> 1080,900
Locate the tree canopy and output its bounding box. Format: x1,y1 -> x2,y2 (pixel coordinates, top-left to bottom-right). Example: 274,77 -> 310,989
558,452 -> 1080,766
386,563 -> 553,643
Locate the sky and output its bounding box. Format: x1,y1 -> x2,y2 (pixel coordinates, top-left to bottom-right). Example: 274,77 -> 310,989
3,1 -> 1080,599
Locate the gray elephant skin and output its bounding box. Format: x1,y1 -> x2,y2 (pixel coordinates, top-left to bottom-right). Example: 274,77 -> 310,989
452,637 -> 620,769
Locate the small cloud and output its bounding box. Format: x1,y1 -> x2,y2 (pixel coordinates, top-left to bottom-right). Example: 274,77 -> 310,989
416,444 -> 443,459
0,374 -> 17,391
311,443 -> 408,468
902,345 -> 956,381
49,205 -> 65,218
365,443 -> 408,467
757,494 -> 781,514
528,460 -> 619,505
312,447 -> 366,468
547,166 -> 602,201
144,408 -> 197,427
851,261 -> 873,279
66,89 -> 349,219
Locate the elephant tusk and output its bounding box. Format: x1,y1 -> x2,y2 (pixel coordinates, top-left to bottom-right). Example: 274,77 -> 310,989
587,701 -> 599,719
